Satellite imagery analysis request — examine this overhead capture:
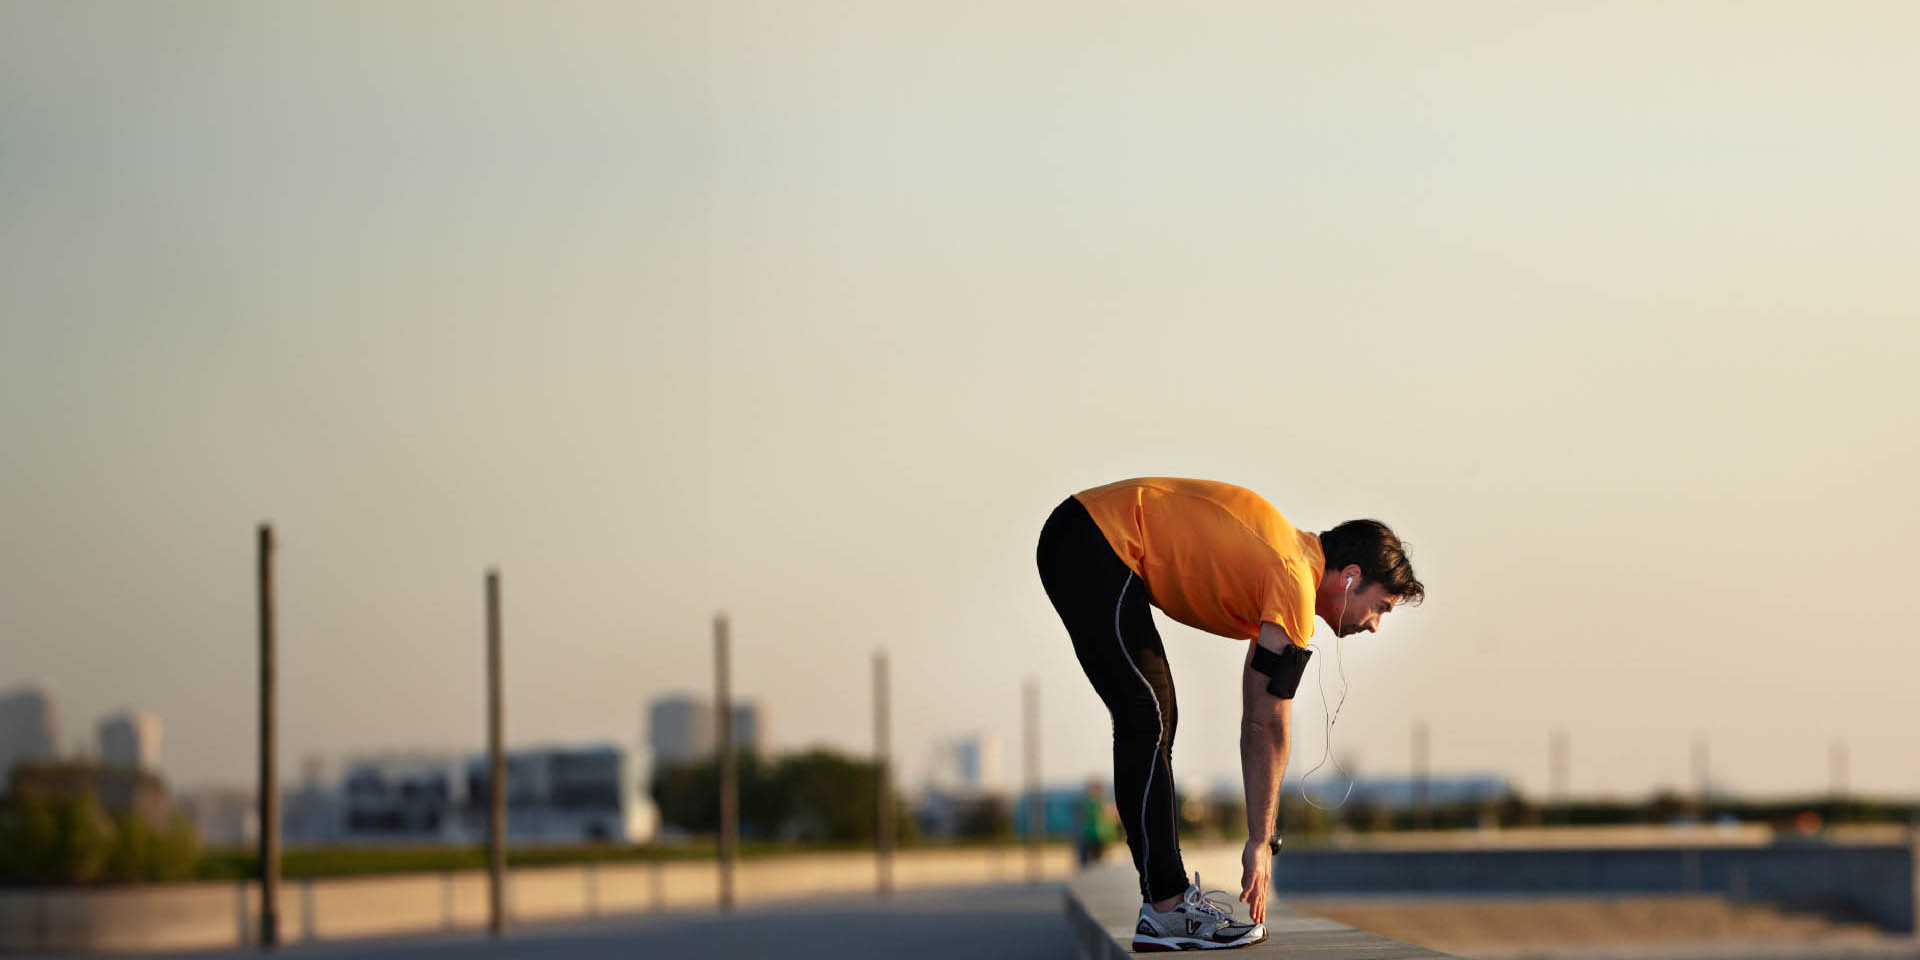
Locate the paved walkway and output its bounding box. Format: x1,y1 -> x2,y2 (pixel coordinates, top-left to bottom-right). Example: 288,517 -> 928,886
69,884 -> 1077,960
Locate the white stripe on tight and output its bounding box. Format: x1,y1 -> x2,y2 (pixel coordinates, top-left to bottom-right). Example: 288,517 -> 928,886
1113,570 -> 1166,898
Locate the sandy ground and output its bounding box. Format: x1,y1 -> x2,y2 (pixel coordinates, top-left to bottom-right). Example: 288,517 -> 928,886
1293,894 -> 1920,960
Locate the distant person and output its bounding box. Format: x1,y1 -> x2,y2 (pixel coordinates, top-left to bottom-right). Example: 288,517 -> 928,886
1075,778 -> 1117,868
1036,478 -> 1422,952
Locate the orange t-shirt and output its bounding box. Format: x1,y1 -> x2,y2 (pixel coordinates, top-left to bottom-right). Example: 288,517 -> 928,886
1073,478 -> 1325,646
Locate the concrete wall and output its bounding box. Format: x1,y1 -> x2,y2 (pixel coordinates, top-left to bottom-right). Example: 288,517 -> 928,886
1270,841 -> 1916,933
0,845 -> 1073,953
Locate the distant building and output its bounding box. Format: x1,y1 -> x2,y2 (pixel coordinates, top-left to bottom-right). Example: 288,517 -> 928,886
99,711 -> 163,772
647,695 -> 713,772
464,744 -> 632,844
340,753 -> 466,842
914,733 -> 1013,838
730,702 -> 766,760
646,694 -> 767,773
177,787 -> 257,848
0,684 -> 57,788
286,755 -> 344,845
927,733 -> 1005,794
324,744 -> 643,846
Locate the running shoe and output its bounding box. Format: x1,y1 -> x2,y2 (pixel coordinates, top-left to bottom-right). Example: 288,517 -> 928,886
1130,873 -> 1267,952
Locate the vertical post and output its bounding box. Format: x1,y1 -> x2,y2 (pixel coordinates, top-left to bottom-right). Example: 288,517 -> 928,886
1830,740 -> 1849,824
873,650 -> 893,897
256,524 -> 280,949
486,569 -> 506,936
1412,720 -> 1429,829
715,613 -> 737,911
1550,727 -> 1568,822
1692,735 -> 1709,810
1024,679 -> 1040,881
1829,740 -> 1847,799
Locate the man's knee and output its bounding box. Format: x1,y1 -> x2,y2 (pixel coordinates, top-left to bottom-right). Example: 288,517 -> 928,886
1111,696 -> 1167,742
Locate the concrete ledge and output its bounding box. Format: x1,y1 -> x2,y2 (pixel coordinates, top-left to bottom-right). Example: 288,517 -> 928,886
0,846 -> 1077,953
1062,855 -> 1463,959
1062,883 -> 1128,960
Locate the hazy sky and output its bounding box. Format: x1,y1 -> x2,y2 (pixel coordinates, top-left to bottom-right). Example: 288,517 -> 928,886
4,2 -> 1916,802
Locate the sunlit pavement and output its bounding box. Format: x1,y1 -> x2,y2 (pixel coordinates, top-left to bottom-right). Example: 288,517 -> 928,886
76,884 -> 1078,960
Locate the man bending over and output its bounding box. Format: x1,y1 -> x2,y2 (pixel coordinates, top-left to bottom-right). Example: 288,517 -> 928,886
1036,477 -> 1423,952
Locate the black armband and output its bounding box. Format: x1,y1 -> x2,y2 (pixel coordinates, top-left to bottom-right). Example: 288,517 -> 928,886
1250,642 -> 1313,699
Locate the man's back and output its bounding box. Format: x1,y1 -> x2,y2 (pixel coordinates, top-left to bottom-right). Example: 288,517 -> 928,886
1073,478 -> 1324,645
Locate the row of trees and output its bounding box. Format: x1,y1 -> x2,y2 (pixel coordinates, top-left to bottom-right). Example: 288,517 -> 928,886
649,749 -> 922,844
648,745 -> 1918,848
0,792 -> 201,884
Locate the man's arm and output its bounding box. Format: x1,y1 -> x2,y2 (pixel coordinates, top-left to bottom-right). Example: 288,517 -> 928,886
1237,621 -> 1296,924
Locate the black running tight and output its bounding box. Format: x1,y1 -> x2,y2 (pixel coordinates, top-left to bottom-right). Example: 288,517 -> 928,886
1036,496 -> 1188,903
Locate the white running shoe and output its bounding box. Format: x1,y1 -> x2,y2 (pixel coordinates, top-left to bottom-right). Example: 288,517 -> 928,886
1130,873 -> 1267,952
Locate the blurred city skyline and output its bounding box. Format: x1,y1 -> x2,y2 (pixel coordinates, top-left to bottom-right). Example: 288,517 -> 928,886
3,2 -> 1917,804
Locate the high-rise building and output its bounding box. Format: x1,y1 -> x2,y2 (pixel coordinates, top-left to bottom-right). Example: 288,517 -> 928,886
647,694 -> 713,772
99,711 -> 163,772
646,694 -> 767,773
0,684 -> 57,787
729,702 -> 767,760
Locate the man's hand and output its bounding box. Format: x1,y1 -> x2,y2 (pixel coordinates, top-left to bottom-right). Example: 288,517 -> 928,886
1239,837 -> 1270,924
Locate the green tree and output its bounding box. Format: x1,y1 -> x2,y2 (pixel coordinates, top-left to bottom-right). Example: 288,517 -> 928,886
0,793 -> 115,883
650,747 -> 916,845
101,810 -> 202,882
772,749 -> 878,843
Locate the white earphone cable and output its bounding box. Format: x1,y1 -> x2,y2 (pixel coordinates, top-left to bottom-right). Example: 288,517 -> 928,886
1299,579 -> 1355,811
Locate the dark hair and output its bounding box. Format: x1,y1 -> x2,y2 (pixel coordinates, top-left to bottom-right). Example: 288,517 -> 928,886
1320,519 -> 1424,605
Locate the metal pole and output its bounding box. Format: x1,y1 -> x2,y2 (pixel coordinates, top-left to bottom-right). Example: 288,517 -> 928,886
715,613 -> 737,911
1550,727 -> 1568,820
257,524 -> 279,949
1024,679 -> 1040,881
1692,736 -> 1708,809
1830,740 -> 1848,800
874,650 -> 893,896
1413,720 -> 1429,829
486,569 -> 506,936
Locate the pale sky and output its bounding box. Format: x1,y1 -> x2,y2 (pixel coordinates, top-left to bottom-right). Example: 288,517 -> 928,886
3,2 -> 1916,803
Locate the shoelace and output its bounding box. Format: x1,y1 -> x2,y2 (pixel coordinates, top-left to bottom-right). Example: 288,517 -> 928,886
1183,875 -> 1234,923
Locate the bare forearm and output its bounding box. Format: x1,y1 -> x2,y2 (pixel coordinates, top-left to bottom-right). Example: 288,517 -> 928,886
1239,721 -> 1290,842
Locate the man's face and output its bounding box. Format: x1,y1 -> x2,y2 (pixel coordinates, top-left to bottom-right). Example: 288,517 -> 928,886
1334,582 -> 1400,637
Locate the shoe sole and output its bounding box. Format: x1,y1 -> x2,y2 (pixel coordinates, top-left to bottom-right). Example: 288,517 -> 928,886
1131,930 -> 1268,952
